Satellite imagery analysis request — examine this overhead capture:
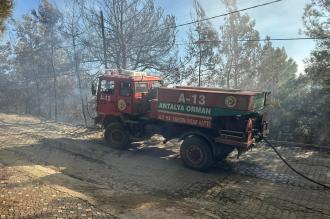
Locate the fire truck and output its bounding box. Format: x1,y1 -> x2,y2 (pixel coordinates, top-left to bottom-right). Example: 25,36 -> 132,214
92,69 -> 270,171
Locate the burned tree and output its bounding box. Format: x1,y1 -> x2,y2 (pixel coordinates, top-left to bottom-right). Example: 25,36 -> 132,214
31,0 -> 63,121
80,0 -> 176,72
62,0 -> 88,126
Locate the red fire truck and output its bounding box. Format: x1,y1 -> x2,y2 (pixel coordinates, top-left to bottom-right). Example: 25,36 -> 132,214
92,69 -> 270,171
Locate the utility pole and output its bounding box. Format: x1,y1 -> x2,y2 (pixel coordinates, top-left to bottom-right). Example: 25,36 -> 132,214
100,10 -> 108,69
197,24 -> 202,87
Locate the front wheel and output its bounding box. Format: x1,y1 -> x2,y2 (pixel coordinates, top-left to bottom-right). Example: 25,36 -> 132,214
180,136 -> 215,171
104,122 -> 130,149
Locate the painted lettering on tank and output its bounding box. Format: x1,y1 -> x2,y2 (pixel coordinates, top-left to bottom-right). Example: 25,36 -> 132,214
178,93 -> 186,103
158,102 -> 212,116
177,93 -> 206,106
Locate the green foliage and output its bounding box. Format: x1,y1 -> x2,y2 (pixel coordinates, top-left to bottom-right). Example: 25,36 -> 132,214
257,39 -> 297,95
303,0 -> 329,90
217,0 -> 261,89
300,0 -> 330,145
183,0 -> 219,86
270,0 -> 329,146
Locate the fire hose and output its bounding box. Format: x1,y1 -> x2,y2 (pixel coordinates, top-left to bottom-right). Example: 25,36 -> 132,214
262,137 -> 330,190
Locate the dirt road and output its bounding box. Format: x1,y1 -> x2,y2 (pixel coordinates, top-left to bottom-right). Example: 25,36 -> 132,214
0,113 -> 329,218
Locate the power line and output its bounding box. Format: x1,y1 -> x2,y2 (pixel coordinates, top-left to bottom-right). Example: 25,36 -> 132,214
177,0 -> 283,28
144,0 -> 283,34
6,0 -> 320,57
174,36 -> 330,46
185,36 -> 330,44
7,36 -> 328,55
237,37 -> 330,42
7,0 -> 322,55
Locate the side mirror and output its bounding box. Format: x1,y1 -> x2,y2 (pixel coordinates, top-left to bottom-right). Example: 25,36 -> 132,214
91,83 -> 96,96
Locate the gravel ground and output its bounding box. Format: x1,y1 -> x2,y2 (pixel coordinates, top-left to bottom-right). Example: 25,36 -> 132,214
0,113 -> 329,218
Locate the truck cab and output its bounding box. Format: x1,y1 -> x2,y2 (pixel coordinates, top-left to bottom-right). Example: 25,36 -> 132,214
93,69 -> 162,125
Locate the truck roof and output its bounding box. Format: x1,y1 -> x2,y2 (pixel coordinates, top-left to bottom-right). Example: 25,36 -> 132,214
100,74 -> 161,81
173,86 -> 268,96
99,69 -> 161,81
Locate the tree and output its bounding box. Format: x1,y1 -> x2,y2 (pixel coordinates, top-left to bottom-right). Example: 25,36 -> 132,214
80,0 -> 177,72
31,0 -> 64,120
62,0 -> 88,126
12,14 -> 43,115
9,1 -> 76,122
300,0 -> 330,145
217,0 -> 260,89
0,0 -> 13,34
0,42 -> 17,111
257,38 -> 297,96
303,0 -> 329,90
183,0 -> 219,86
265,0 -> 329,145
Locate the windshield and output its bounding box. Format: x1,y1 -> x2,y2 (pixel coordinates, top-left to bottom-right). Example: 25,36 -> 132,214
135,82 -> 148,93
100,80 -> 115,93
152,80 -> 163,88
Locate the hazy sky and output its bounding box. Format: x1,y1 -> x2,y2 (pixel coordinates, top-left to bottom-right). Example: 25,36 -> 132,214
10,0 -> 314,74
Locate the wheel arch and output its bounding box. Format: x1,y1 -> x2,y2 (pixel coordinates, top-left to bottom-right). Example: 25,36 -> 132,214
102,115 -> 122,128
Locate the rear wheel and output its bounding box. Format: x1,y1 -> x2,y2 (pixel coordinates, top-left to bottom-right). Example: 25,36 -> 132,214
180,136 -> 215,171
104,122 -> 130,149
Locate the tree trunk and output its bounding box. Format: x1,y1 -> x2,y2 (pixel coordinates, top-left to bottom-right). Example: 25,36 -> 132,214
36,81 -> 41,116
198,25 -> 202,87
234,62 -> 238,88
119,1 -> 127,70
47,65 -> 52,119
35,58 -> 41,116
226,58 -> 233,88
24,77 -> 29,114
73,36 -> 87,126
50,43 -> 58,121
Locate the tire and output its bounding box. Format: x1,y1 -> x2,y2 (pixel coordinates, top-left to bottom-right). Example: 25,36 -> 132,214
180,135 -> 215,171
104,122 -> 130,149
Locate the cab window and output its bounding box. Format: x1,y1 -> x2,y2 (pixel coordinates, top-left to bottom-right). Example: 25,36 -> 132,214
152,80 -> 163,88
100,80 -> 115,94
135,82 -> 148,93
120,81 -> 132,96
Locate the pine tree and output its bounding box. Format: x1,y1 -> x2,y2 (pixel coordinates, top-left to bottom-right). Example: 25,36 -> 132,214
300,0 -> 330,145
62,0 -> 88,126
31,0 -> 64,120
257,38 -> 297,97
183,0 -> 219,86
303,0 -> 330,90
218,0 -> 260,89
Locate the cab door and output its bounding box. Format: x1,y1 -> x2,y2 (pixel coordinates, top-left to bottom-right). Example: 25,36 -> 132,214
116,80 -> 133,114
97,79 -> 117,115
